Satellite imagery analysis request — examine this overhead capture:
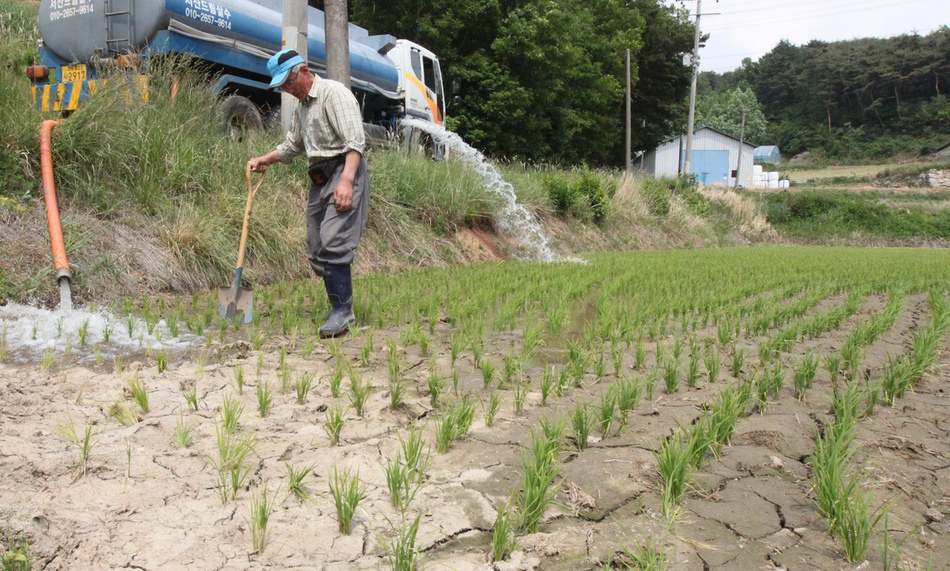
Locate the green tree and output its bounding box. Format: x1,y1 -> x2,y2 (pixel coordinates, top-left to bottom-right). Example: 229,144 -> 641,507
696,86 -> 768,142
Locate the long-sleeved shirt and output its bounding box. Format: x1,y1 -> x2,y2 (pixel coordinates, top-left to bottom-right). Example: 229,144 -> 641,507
275,77 -> 366,162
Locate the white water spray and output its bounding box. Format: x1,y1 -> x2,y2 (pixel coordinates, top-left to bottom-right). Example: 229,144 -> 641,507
0,303 -> 200,365
402,118 -> 558,262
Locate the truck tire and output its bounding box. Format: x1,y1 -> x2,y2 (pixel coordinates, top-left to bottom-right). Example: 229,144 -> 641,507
221,95 -> 264,142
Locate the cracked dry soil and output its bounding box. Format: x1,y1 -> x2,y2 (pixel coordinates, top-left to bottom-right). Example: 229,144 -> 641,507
1,293 -> 949,570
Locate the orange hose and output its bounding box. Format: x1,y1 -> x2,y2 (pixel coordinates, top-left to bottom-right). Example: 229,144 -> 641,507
39,119 -> 70,280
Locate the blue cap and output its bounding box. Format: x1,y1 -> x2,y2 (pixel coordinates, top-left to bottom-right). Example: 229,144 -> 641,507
267,49 -> 306,89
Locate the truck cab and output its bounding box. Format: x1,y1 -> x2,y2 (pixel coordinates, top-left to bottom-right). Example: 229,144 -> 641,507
386,40 -> 445,127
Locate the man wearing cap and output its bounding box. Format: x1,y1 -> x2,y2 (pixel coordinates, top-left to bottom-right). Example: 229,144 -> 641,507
248,49 -> 368,338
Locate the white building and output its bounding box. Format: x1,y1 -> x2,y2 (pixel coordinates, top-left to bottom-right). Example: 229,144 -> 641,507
643,127 -> 756,188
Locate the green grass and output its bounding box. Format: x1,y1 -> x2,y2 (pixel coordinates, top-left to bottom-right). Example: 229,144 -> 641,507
286,463 -> 314,501
517,429 -> 561,533
220,395 -> 243,434
127,375 -> 149,414
325,405 -> 345,446
571,403 -> 592,451
491,501 -> 517,562
212,423 -> 255,503
763,190 -> 950,240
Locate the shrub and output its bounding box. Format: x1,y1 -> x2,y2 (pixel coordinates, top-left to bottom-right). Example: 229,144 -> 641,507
543,172 -> 577,216
575,170 -> 610,225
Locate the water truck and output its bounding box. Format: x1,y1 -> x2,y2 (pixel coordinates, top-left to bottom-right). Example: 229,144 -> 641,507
27,0 -> 447,144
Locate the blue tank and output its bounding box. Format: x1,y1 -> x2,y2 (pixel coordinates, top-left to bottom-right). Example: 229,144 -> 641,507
36,0 -> 399,96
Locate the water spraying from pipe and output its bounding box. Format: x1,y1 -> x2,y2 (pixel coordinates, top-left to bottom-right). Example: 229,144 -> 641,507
58,278 -> 73,313
401,118 -> 558,262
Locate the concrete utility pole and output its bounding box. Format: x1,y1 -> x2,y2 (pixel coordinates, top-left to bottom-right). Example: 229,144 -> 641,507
735,110 -> 746,190
281,0 -> 308,131
683,0 -> 702,178
324,0 -> 351,89
625,48 -> 632,173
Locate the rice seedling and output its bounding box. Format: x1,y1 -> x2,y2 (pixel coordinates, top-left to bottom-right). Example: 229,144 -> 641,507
256,380 -> 272,417
555,366 -> 570,397
386,514 -> 422,571
427,371 -> 445,408
286,463 -> 314,500
686,352 -> 700,387
213,423 -> 255,502
794,351 -> 819,400
233,366 -> 245,394
880,354 -> 913,405
350,373 -> 371,417
40,348 -> 55,371
730,345 -> 745,377
400,425 -> 431,480
451,367 -> 460,395
221,395 -> 243,434
329,364 -> 344,398
255,353 -> 264,379
656,429 -> 691,519
622,541 -> 667,571
127,375 -> 149,414
704,347 -> 720,384
295,371 -> 314,404
325,405 -> 345,445
385,454 -> 421,512
611,343 -> 624,377
522,322 -> 543,358
490,501 -> 517,562
598,389 -> 616,437
360,330 -> 374,366
1,540 -> 32,571
633,338 -> 646,370
278,363 -> 293,394
102,323 -> 113,343
862,380 -> 881,418
78,319 -> 90,347
616,378 -> 642,432
484,391 -> 501,427
571,403 -> 592,451
593,351 -> 607,383
182,381 -> 201,412
109,401 -> 138,426
329,467 -> 366,535
450,334 -> 463,367
480,360 -> 495,388
539,368 -> 554,406
517,429 -> 561,533
174,413 -> 193,448
503,353 -> 521,387
470,339 -> 483,368
155,350 -> 168,374
247,482 -> 276,553
645,369 -> 658,401
56,420 -> 95,478
568,343 -> 587,387
663,359 -> 679,394
513,381 -> 527,415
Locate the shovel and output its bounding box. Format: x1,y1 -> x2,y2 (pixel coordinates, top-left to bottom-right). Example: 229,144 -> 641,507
218,164 -> 266,324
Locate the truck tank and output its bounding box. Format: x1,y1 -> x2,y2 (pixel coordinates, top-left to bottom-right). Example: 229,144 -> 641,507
37,0 -> 399,95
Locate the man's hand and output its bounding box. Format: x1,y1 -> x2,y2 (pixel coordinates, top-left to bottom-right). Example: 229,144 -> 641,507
334,177 -> 354,211
248,156 -> 269,173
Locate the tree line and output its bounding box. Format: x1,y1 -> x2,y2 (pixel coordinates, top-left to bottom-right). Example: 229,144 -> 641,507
348,0 -> 695,166
700,27 -> 950,160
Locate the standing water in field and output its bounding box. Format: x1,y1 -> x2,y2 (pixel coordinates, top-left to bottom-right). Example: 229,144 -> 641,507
401,118 -> 558,262
0,303 -> 200,365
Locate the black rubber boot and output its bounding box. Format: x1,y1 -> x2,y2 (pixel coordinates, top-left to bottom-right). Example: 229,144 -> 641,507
319,263 -> 356,338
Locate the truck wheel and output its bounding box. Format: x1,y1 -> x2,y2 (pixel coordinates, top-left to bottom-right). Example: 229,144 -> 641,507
221,95 -> 263,141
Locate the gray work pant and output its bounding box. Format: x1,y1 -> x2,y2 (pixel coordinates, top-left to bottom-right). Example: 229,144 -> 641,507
306,156 -> 369,277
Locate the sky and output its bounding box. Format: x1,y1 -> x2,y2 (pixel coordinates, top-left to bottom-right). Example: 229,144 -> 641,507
685,0 -> 950,73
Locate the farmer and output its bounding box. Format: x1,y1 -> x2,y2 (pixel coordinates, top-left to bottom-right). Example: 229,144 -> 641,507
248,49 -> 368,338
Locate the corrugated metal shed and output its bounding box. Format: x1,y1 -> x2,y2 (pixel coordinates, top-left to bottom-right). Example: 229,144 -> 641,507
753,145 -> 781,164
643,127 -> 756,188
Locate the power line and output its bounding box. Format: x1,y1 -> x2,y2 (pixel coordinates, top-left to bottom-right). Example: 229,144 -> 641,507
705,0 -> 927,31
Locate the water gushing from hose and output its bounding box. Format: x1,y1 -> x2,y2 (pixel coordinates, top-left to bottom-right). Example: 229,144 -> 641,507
58,278 -> 73,313
401,119 -> 558,262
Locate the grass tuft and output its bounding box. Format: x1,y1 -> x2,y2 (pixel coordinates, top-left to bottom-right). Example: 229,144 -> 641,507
329,467 -> 367,535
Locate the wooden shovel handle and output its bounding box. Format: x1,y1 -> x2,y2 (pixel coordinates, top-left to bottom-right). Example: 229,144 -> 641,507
236,164 -> 266,269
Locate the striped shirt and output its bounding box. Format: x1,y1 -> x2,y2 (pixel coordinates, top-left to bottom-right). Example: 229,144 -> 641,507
275,77 -> 366,161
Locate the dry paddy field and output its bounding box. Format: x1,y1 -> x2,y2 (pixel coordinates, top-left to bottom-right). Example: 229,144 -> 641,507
1,247 -> 949,570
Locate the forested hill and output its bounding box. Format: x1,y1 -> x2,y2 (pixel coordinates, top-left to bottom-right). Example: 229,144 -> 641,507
349,0 -> 694,166
700,28 -> 950,161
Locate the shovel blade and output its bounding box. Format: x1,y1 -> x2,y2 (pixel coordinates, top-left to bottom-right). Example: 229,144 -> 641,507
217,287 -> 254,324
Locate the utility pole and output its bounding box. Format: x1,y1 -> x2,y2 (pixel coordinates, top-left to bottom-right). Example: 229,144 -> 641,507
281,0 -> 308,131
735,110 -> 746,190
683,0 -> 703,178
325,0 -> 351,89
625,48 -> 632,174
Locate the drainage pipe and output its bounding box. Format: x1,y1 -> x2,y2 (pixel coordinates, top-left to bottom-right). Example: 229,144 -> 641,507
39,119 -> 73,309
